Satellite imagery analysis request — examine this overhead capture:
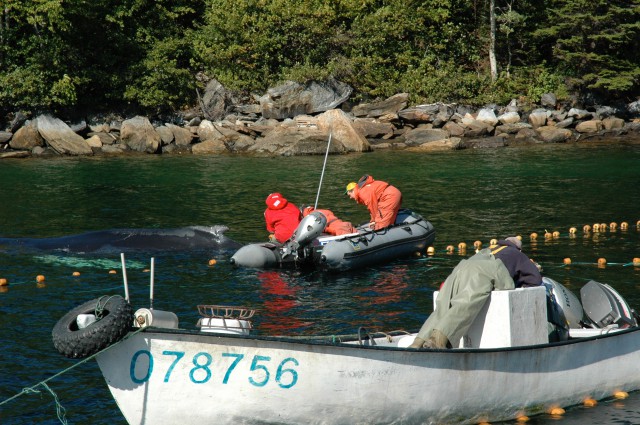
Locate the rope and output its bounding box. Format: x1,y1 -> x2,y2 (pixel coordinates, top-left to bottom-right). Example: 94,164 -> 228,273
0,327 -> 146,424
94,295 -> 119,319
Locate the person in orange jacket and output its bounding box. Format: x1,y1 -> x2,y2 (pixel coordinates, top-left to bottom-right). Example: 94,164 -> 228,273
345,174 -> 402,230
264,193 -> 301,243
300,205 -> 357,236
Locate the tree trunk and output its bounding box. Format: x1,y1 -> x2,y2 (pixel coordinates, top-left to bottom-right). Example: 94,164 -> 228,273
489,0 -> 497,82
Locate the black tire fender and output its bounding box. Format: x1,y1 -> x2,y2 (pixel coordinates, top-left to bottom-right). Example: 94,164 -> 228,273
52,295 -> 134,359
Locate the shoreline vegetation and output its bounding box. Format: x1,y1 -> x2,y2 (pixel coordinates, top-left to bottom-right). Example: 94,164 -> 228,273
2,81 -> 640,159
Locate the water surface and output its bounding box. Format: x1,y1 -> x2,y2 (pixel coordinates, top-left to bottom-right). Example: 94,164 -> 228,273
1,143 -> 639,424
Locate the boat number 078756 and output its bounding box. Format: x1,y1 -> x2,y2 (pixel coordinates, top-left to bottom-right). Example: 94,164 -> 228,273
129,350 -> 300,388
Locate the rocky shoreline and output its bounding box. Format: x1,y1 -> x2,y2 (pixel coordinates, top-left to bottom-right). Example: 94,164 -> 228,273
2,80 -> 640,159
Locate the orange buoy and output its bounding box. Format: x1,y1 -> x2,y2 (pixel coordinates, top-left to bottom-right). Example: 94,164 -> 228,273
490,238 -> 498,246
637,219 -> 640,228
36,275 -> 45,283
446,245 -> 454,253
633,258 -> 640,266
583,397 -> 597,407
583,224 -> 591,233
516,413 -> 530,422
552,231 -> 560,239
593,223 -> 601,232
569,227 -> 576,234
473,241 -> 482,249
610,222 -> 617,231
614,391 -> 629,399
426,246 -> 435,256
600,223 -> 608,231
458,242 -> 467,250
109,270 -> 117,274
597,258 -> 607,268
209,258 -> 218,266
0,278 -> 8,286
621,221 -> 629,230
72,271 -> 81,277
548,407 -> 565,416
530,232 -> 538,241
563,258 -> 572,265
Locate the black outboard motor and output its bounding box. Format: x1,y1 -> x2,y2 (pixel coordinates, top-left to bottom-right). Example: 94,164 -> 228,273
580,280 -> 638,328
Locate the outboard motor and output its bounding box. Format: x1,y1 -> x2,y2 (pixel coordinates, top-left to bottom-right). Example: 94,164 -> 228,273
543,277 -> 585,341
580,280 -> 637,328
543,277 -> 585,329
280,212 -> 327,259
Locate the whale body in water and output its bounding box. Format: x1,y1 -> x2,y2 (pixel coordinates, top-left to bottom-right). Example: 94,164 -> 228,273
0,225 -> 242,254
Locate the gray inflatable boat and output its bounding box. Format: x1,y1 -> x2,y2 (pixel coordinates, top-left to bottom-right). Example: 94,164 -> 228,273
230,209 -> 436,272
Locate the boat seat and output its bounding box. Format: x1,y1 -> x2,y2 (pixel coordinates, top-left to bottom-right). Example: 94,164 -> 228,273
433,286 -> 548,348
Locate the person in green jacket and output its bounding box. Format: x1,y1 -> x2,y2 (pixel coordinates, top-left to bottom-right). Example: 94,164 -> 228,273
409,248 -> 516,349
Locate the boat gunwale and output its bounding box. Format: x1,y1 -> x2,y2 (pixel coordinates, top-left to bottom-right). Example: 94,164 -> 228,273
134,324 -> 640,354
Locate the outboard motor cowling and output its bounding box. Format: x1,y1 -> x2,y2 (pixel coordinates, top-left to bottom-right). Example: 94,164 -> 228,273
580,280 -> 637,328
289,212 -> 327,249
543,277 -> 585,329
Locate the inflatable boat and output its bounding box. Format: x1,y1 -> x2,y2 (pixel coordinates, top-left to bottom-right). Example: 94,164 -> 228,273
230,209 -> 436,272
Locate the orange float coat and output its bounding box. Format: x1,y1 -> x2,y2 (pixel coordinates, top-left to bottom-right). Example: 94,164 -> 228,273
264,193 -> 301,243
352,175 -> 402,230
302,208 -> 356,236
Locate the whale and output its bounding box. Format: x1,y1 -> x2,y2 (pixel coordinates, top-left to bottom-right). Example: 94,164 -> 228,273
0,225 -> 242,254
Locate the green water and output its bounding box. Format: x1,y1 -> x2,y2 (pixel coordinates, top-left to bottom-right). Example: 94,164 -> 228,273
1,144 -> 640,424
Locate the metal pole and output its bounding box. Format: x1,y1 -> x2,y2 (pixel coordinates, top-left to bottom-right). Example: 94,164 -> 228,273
120,253 -> 130,303
150,257 -> 155,310
314,132 -> 332,209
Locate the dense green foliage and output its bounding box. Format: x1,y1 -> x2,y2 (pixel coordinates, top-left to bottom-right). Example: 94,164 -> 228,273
0,0 -> 638,115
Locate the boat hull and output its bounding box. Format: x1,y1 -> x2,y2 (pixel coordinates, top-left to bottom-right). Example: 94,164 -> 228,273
97,327 -> 640,425
230,210 -> 436,272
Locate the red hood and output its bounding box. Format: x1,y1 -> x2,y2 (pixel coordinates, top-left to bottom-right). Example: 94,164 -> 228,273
265,193 -> 288,210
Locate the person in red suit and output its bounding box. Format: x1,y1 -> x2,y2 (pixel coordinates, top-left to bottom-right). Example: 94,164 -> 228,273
300,206 -> 357,236
345,174 -> 402,230
264,193 -> 301,243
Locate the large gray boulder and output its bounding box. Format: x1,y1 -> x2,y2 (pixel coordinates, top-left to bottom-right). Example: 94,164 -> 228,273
249,126 -> 342,156
352,93 -> 409,118
192,139 -> 228,154
166,123 -> 193,146
316,109 -> 371,152
406,138 -> 462,151
10,123 -> 43,150
352,119 -> 395,139
120,116 -> 161,153
36,114 -> 92,155
536,126 -> 572,143
201,78 -> 235,121
260,78 -> 352,120
403,128 -> 449,146
0,131 -> 12,144
575,120 -> 603,133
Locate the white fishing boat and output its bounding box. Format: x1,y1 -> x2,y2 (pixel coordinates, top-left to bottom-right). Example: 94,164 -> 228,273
51,276 -> 640,424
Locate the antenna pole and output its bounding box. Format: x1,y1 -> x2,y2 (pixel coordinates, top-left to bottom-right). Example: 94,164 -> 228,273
314,132 -> 332,209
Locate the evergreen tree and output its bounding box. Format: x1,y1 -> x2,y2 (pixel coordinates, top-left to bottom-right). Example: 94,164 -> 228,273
535,0 -> 640,101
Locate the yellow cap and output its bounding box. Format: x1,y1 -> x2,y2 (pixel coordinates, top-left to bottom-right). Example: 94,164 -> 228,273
345,182 -> 357,194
